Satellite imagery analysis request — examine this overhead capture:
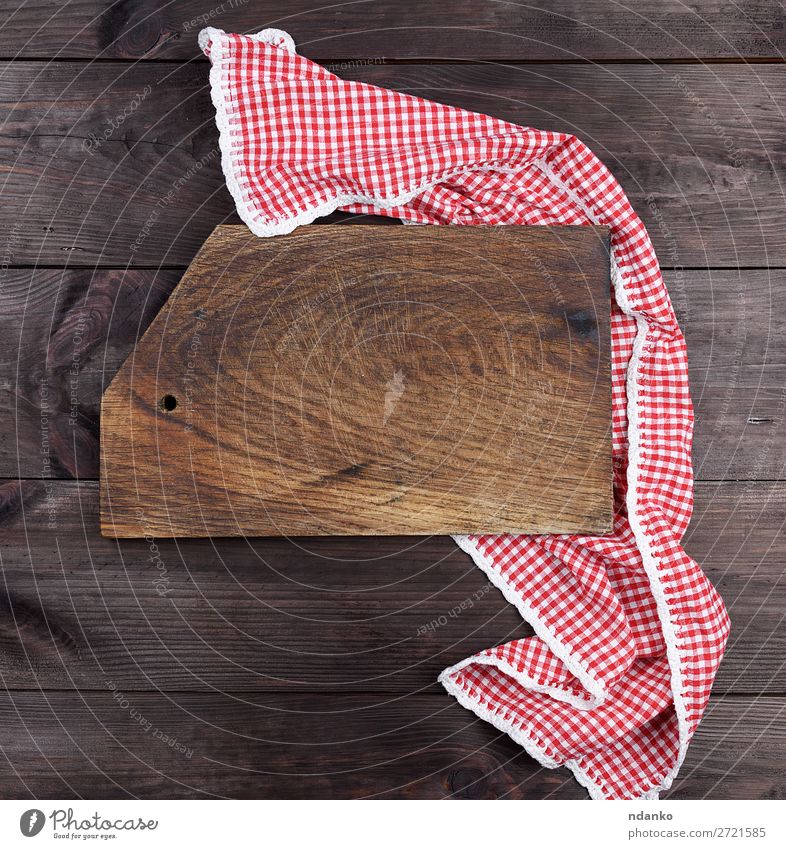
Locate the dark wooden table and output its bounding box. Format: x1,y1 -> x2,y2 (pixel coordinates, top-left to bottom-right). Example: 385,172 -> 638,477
1,1 -> 784,799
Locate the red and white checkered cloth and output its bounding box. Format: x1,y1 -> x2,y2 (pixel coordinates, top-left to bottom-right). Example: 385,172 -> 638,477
200,27 -> 730,800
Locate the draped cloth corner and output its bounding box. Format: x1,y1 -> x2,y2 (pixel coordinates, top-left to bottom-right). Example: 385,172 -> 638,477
199,26 -> 730,800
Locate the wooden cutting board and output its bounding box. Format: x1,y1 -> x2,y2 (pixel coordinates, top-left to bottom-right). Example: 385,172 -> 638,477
100,225 -> 612,538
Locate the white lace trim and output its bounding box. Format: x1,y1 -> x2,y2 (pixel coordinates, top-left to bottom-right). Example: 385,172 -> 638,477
201,27 -> 688,800
623,316 -> 689,792
450,535 -> 605,703
200,28 -> 558,239
534,159 -> 689,795
440,653 -> 601,711
439,673 -> 611,799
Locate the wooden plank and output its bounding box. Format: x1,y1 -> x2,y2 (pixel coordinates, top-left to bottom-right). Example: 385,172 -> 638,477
2,269 -> 781,481
1,1 -> 783,61
672,695 -> 786,800
0,479 -> 782,694
99,225 -> 613,538
1,62 -> 783,266
684,481 -> 786,696
672,268 -> 786,481
0,690 -> 779,799
0,268 -> 181,479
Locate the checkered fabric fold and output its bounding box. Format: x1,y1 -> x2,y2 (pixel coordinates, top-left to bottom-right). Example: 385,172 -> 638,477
200,27 -> 730,800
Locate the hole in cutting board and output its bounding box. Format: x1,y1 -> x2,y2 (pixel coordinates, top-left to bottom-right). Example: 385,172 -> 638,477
160,394 -> 178,412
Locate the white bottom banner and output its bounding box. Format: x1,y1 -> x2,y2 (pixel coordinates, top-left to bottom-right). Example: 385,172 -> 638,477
1,799 -> 783,849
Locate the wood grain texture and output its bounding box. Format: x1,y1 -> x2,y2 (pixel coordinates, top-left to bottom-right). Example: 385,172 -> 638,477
99,225 -> 613,538
3,269 -> 781,481
1,478 -> 782,694
673,269 -> 786,482
2,61 -> 783,266
0,268 -> 182,479
0,690 -> 781,799
1,9 -> 783,801
1,0 -> 783,61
